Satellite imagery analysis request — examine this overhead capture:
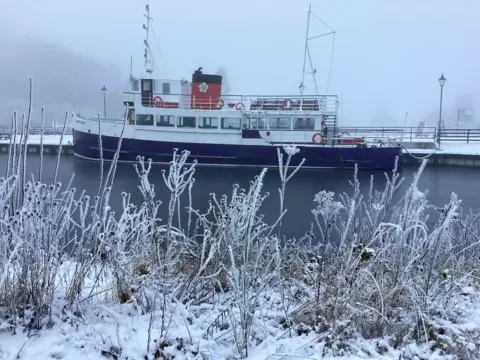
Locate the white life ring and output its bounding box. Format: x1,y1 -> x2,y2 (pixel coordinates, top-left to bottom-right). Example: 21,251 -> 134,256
153,96 -> 163,107
216,98 -> 224,110
283,98 -> 294,110
312,132 -> 324,144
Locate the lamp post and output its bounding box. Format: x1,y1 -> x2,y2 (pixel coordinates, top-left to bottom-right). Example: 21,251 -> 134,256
101,85 -> 108,119
437,74 -> 446,147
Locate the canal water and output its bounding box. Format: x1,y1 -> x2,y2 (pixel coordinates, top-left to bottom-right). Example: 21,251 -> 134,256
1,154 -> 479,239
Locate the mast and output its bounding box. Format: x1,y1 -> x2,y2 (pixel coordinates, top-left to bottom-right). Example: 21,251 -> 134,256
298,3 -> 336,96
129,55 -> 134,81
299,3 -> 311,95
143,2 -> 154,76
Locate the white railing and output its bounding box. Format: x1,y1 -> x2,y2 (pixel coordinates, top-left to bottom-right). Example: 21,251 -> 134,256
123,92 -> 338,113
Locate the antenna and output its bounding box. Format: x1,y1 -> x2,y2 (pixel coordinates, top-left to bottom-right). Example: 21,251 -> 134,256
143,2 -> 154,76
299,3 -> 336,96
129,55 -> 134,81
299,4 -> 311,96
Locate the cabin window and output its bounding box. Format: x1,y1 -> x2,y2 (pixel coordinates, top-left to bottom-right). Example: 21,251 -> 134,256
136,114 -> 154,126
132,79 -> 140,91
162,83 -> 171,95
257,118 -> 267,129
178,116 -> 196,128
142,79 -> 152,92
127,108 -> 135,125
245,117 -> 267,130
293,117 -> 315,130
221,117 -> 241,129
199,117 -> 219,129
269,117 -> 291,130
156,115 -> 175,127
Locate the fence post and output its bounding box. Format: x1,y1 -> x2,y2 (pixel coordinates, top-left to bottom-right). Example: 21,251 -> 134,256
467,129 -> 470,144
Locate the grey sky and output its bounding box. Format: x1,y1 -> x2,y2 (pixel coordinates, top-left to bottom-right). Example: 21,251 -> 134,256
1,0 -> 479,128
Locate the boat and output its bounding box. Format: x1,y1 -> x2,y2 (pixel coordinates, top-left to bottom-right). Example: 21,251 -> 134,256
72,4 -> 403,170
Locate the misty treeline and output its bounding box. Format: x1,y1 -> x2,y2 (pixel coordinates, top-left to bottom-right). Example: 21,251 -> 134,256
0,36 -> 240,128
0,81 -> 480,359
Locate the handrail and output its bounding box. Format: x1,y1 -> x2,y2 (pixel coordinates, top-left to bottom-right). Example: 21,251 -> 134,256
123,92 -> 339,113
122,91 -> 339,99
0,127 -> 73,136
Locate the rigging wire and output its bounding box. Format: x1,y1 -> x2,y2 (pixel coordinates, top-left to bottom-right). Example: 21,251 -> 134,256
150,24 -> 167,76
324,32 -> 335,95
303,8 -> 336,96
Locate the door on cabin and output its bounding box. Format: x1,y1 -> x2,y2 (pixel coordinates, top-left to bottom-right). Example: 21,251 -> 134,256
141,79 -> 153,107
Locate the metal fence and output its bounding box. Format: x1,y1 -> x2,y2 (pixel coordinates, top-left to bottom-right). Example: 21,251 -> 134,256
0,127 -> 73,139
335,127 -> 480,144
438,128 -> 480,143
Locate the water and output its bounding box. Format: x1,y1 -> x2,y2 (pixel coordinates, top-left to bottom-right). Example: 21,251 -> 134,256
2,154 -> 480,239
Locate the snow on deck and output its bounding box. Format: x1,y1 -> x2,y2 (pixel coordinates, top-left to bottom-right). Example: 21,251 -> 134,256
0,135 -> 73,146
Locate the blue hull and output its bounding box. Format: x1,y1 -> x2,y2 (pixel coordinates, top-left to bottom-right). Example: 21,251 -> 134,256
72,130 -> 403,170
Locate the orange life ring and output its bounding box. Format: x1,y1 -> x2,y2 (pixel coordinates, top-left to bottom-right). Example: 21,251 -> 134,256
282,98 -> 294,110
216,98 -> 224,110
153,95 -> 163,107
235,102 -> 244,111
312,132 -> 324,144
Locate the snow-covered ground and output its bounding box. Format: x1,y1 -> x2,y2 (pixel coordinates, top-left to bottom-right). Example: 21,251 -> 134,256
405,142 -> 480,155
2,269 -> 479,360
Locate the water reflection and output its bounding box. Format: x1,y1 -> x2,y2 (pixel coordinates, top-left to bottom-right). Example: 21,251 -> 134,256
2,154 -> 480,240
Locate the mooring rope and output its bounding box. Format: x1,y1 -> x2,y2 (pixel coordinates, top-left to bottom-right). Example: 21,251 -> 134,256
401,146 -> 438,160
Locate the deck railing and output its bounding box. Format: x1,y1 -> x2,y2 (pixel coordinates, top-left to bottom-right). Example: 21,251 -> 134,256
123,92 -> 339,113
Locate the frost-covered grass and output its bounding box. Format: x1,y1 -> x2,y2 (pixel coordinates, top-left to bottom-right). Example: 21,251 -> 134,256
1,82 -> 480,359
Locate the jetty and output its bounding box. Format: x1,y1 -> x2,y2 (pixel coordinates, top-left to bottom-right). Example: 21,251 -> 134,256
0,132 -> 74,155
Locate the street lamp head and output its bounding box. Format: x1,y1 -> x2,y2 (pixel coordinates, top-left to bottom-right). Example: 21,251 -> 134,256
438,74 -> 446,87
101,85 -> 108,93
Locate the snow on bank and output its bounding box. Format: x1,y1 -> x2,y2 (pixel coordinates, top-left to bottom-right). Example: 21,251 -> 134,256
404,142 -> 480,156
2,268 -> 479,360
0,134 -> 73,146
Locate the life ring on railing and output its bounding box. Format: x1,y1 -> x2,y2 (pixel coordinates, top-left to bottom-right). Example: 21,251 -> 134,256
282,98 -> 294,110
216,98 -> 224,110
312,132 -> 324,144
153,96 -> 163,107
235,102 -> 244,111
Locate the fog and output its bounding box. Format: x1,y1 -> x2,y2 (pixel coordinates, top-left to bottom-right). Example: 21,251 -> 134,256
1,0 -> 479,129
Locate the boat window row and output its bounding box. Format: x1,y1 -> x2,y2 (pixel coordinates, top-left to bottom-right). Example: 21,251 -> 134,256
135,114 -> 317,130
132,79 -> 172,95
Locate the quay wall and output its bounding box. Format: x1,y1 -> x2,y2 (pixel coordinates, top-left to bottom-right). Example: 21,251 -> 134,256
402,152 -> 480,168
0,143 -> 74,155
